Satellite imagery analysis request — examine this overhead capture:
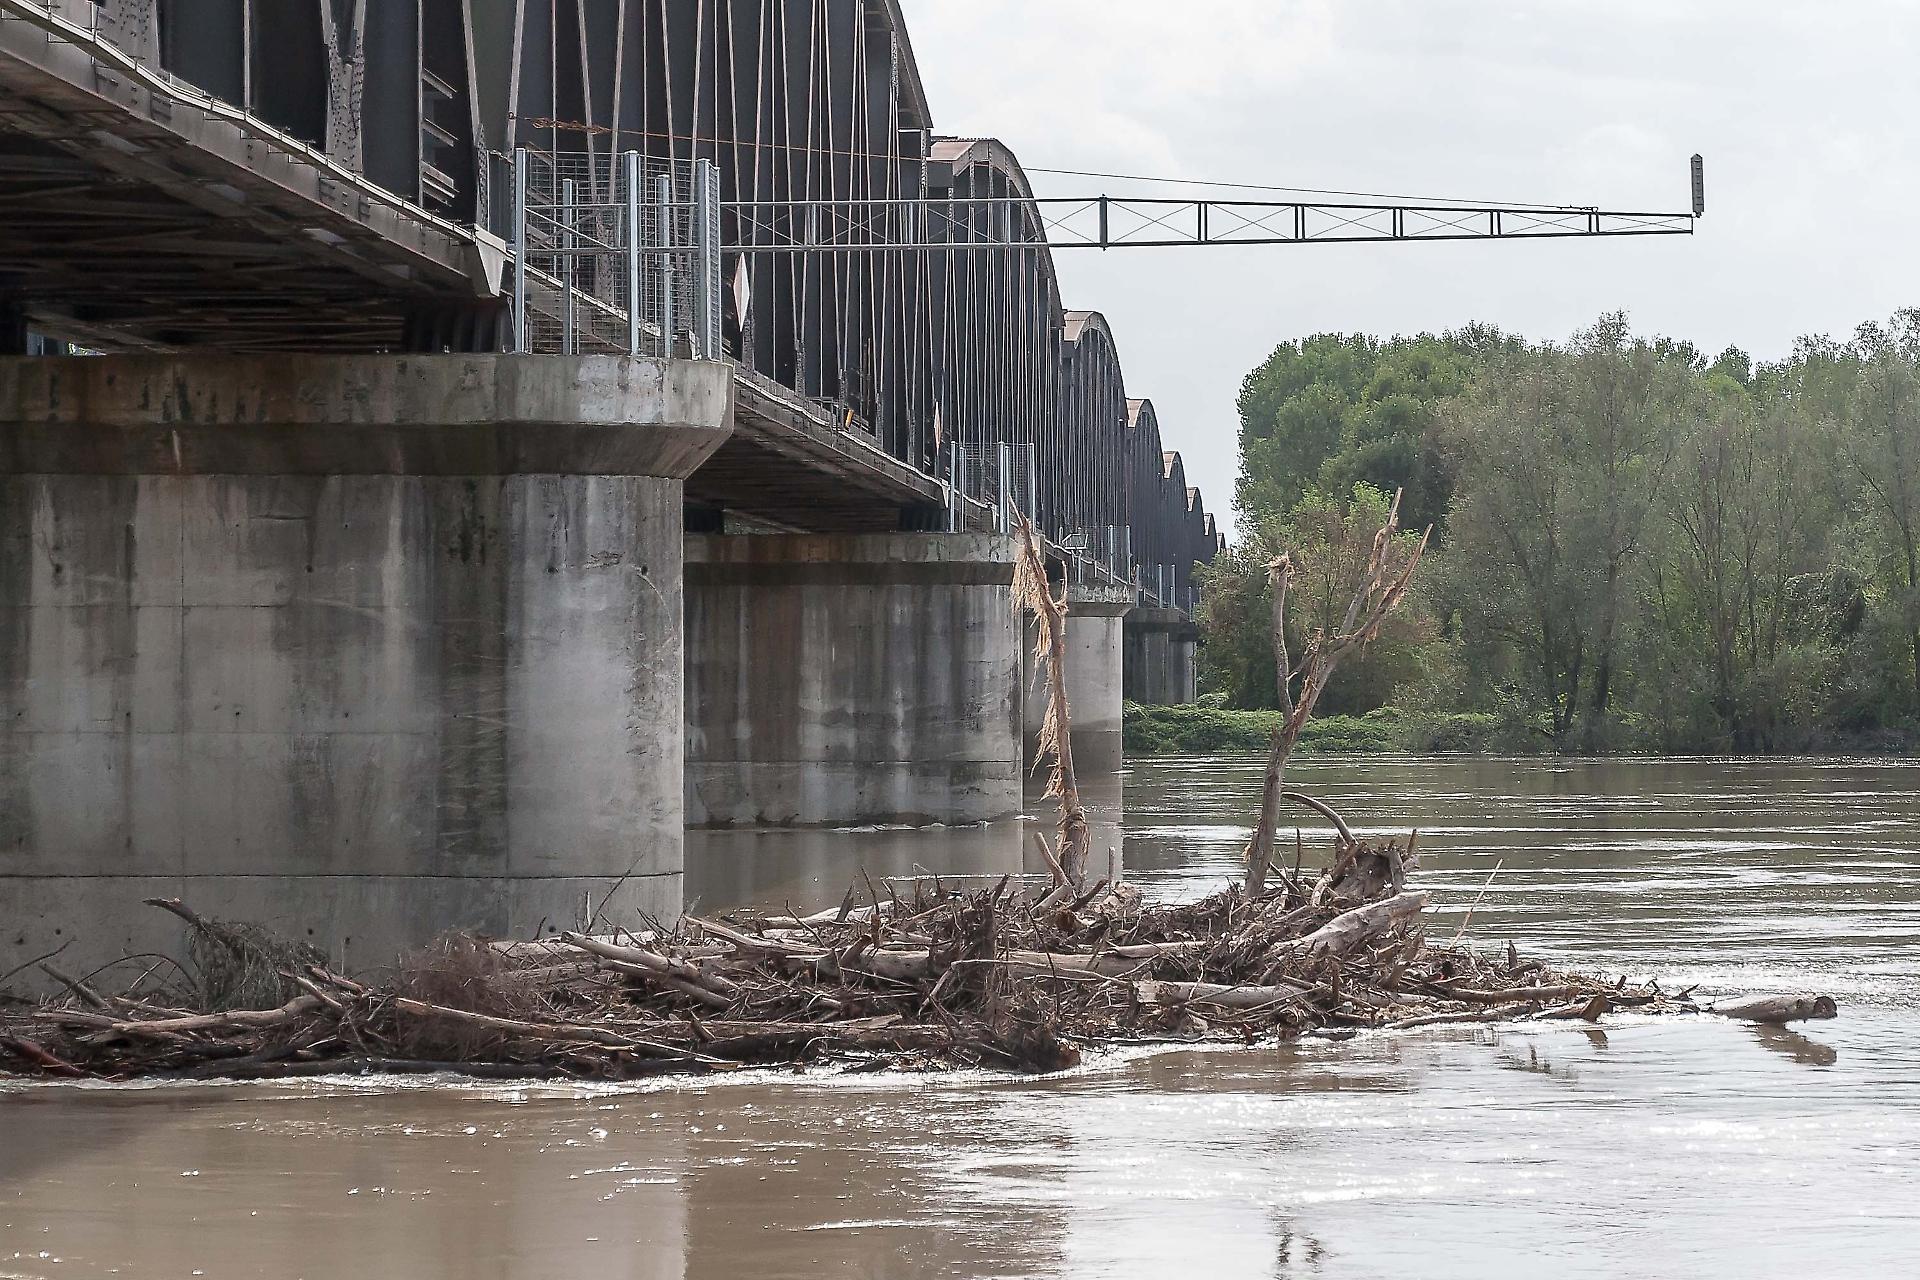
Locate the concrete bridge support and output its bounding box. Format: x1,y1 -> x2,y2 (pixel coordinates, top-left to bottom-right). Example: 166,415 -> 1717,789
0,354 -> 732,979
1022,582 -> 1134,774
685,533 -> 1022,828
1124,608 -> 1200,706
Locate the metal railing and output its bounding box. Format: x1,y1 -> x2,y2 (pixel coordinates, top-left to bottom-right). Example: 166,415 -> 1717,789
1058,524 -> 1130,587
948,440 -> 1036,535
508,148 -> 721,359
1137,563 -> 1199,614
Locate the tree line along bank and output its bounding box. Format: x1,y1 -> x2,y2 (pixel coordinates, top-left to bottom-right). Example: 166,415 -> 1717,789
1181,311 -> 1920,755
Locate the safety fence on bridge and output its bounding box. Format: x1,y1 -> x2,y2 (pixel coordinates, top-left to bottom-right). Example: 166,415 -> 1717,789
506,148 -> 723,361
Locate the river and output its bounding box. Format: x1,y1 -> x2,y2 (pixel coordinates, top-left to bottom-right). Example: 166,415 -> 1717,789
4,755 -> 1918,1278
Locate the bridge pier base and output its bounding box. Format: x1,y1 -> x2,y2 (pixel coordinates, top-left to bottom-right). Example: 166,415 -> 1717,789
1022,583 -> 1134,774
1124,608 -> 1200,706
0,354 -> 732,980
685,533 -> 1021,828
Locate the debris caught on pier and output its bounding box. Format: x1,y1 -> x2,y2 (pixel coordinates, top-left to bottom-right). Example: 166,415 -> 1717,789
2,868 -> 1742,1083
0,497 -> 1836,1085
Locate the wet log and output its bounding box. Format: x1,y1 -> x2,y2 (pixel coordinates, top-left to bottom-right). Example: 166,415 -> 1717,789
627,1014 -> 905,1040
582,1015 -> 975,1063
391,997 -> 721,1062
42,994 -> 323,1040
0,1034 -> 85,1076
1134,979 -> 1313,1011
1535,994 -> 1612,1021
1715,994 -> 1838,1024
1431,981 -> 1583,1005
558,933 -> 739,1007
1294,891 -> 1429,957
1387,1006 -> 1531,1030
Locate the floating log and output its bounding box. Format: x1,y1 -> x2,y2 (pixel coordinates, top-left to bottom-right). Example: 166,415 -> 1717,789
1715,994 -> 1839,1024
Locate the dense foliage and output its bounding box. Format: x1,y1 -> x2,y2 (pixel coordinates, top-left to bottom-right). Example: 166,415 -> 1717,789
1200,310 -> 1920,753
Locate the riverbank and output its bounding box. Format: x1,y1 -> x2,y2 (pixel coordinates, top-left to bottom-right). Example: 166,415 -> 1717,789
1123,701 -> 1920,757
1124,702 -> 1505,755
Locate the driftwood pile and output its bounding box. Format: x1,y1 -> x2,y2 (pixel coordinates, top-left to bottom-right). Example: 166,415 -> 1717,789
3,861 -> 1713,1083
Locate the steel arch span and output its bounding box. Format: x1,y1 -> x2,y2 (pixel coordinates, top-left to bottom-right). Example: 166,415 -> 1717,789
569,0 -> 1223,586
0,0 -> 1223,592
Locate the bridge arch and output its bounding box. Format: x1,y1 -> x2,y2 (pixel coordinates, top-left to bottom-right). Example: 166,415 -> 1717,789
1054,311 -> 1129,553
30,1 -> 1224,580
927,138 -> 1064,488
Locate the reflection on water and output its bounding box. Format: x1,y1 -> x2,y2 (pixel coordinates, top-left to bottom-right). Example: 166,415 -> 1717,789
5,755 -> 1919,1279
685,773 -> 1127,914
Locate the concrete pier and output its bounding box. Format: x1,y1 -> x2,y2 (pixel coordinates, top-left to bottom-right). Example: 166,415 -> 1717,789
1022,582 -> 1134,773
0,354 -> 732,977
685,533 -> 1021,827
1124,607 -> 1200,706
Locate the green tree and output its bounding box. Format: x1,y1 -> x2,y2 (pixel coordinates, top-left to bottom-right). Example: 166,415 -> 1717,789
1839,312 -> 1920,714
1642,373 -> 1839,747
1234,328 -> 1512,534
1437,349 -> 1590,740
1205,310 -> 1920,755
1438,316 -> 1689,744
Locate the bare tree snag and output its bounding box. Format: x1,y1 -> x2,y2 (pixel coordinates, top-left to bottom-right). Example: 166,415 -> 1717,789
1014,511 -> 1091,889
1245,491 -> 1431,896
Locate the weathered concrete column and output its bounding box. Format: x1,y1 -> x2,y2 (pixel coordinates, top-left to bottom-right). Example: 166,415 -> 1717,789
1021,582 -> 1134,774
0,354 -> 732,979
1124,607 -> 1200,706
1171,633 -> 1199,704
685,533 -> 1020,827
1060,583 -> 1134,772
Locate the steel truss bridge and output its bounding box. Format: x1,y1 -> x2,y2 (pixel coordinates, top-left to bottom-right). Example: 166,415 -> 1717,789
0,0 -> 1699,604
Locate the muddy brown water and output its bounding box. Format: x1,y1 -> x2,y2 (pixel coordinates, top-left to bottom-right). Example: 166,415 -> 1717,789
5,755 -> 1918,1279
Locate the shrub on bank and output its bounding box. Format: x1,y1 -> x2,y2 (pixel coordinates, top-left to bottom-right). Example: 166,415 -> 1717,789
1122,701 -> 1509,755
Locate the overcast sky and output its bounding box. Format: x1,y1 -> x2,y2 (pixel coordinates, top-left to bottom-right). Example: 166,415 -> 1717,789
898,0 -> 1920,535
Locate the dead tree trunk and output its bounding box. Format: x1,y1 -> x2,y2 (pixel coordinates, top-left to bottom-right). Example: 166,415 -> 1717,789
1014,512 -> 1091,889
1245,491 -> 1430,896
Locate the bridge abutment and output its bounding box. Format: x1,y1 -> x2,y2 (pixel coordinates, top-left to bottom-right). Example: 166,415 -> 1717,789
0,354 -> 732,977
684,533 -> 1022,828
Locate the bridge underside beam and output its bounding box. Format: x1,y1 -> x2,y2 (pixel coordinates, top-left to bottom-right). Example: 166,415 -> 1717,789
0,5 -> 490,351
684,372 -> 947,533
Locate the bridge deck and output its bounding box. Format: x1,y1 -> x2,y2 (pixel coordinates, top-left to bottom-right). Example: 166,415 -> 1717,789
692,371 -> 947,533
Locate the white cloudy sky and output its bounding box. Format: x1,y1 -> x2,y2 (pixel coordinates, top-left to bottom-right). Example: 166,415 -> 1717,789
898,0 -> 1920,534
